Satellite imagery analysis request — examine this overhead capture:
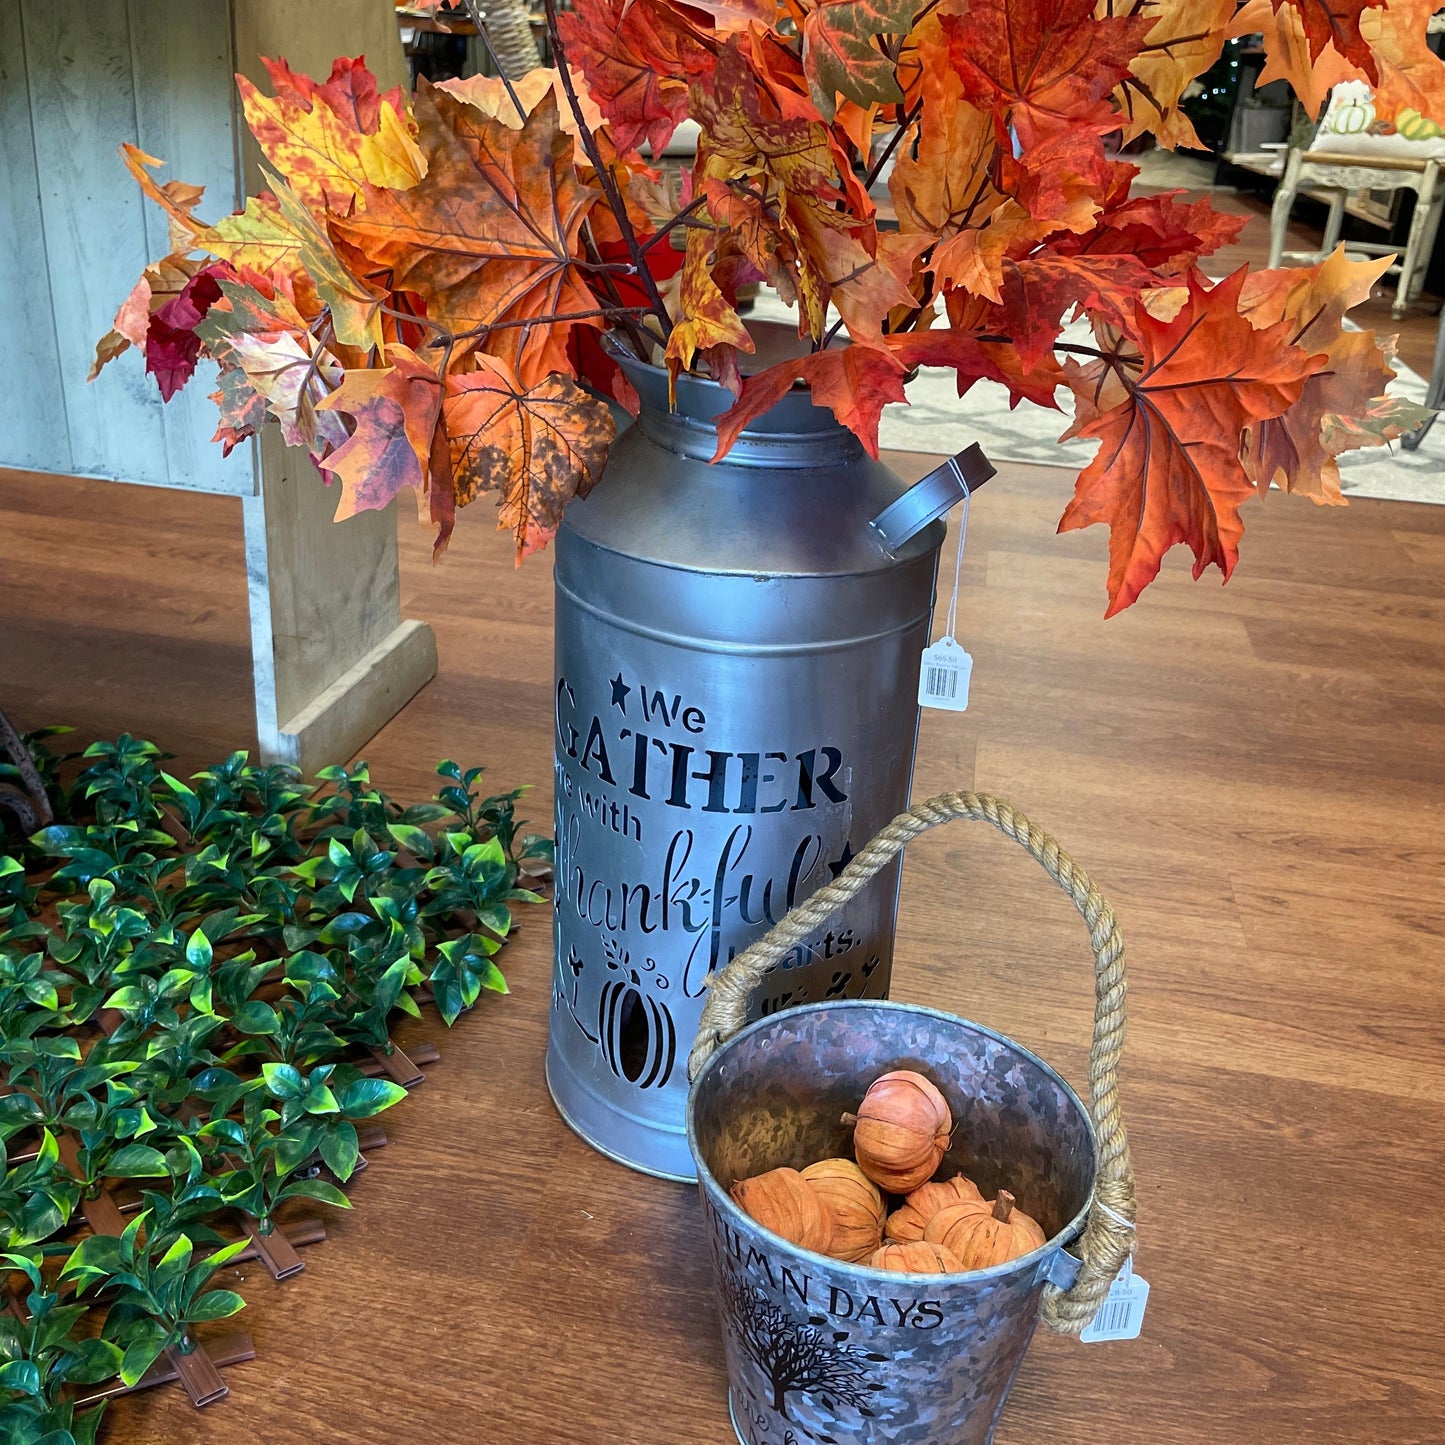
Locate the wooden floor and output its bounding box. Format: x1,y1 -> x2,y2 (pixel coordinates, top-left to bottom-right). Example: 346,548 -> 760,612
2,455 -> 1444,1445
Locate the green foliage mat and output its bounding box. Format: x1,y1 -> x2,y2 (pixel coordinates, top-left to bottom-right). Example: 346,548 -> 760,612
0,730 -> 549,1443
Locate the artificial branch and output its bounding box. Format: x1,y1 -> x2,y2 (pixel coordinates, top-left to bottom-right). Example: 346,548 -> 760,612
543,0 -> 674,335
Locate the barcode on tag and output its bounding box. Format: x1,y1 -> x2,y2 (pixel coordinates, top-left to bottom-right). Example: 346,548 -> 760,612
925,664 -> 961,700
1079,1262 -> 1149,1343
917,639 -> 972,711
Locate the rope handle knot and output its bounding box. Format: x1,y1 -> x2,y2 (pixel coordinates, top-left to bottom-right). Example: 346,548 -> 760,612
687,790 -> 1136,1337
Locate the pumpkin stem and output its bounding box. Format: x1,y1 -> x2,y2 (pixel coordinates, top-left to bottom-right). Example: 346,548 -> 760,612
993,1190 -> 1016,1222
841,1112 -> 859,1128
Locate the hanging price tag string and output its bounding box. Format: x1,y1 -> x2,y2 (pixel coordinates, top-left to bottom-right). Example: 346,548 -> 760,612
919,475 -> 974,711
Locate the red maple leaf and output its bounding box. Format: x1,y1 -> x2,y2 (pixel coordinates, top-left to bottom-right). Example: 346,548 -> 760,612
144,267 -> 228,400
1272,0 -> 1383,75
712,344 -> 909,459
1052,165 -> 1247,273
941,0 -> 1155,146
559,0 -> 715,157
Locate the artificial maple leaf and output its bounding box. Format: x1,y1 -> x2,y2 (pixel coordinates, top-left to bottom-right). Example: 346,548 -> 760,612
559,0 -> 715,157
331,85 -> 602,387
144,268 -> 227,401
1274,0 -> 1384,77
209,364 -> 268,456
1052,165 -> 1245,272
695,41 -> 870,336
824,230 -> 928,341
889,43 -> 999,241
238,55 -> 420,214
799,0 -> 919,119
889,319 -> 1065,408
1238,248 -> 1429,501
664,228 -> 754,394
315,345 -> 444,521
1229,0 -> 1357,115
712,344 -> 909,459
1057,270 -> 1322,616
119,146 -> 206,247
203,192 -> 306,275
436,69 -> 607,137
89,251 -> 207,379
266,174 -> 384,349
197,278 -> 349,455
1111,0 -> 1235,148
1358,0 -> 1445,126
443,356 -> 615,562
996,252 -> 1156,368
941,0 -> 1156,146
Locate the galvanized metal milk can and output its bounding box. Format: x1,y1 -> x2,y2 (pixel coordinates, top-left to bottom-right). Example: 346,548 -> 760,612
546,340 -> 991,1180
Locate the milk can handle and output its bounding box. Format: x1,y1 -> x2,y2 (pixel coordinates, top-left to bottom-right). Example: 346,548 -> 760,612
687,791 -> 1136,1337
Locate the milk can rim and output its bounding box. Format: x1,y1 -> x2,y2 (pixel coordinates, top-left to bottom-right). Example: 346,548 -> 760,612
685,998 -> 1098,1286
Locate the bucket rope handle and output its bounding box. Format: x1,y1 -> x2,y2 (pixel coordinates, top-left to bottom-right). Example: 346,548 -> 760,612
687,791 -> 1136,1337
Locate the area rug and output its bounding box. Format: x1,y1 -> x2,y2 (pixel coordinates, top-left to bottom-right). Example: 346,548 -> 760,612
744,293 -> 1444,504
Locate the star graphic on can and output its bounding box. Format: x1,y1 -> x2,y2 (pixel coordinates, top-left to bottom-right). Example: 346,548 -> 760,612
610,673 -> 631,713
827,841 -> 855,878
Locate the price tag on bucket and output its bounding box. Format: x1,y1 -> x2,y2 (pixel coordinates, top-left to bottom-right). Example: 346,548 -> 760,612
1079,1256 -> 1150,1343
918,477 -> 974,711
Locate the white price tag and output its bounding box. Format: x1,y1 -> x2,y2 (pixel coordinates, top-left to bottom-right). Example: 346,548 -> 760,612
918,637 -> 972,710
1079,1256 -> 1150,1343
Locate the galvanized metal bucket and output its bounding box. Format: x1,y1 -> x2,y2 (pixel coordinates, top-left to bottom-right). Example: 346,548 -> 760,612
546,338 -> 994,1180
687,792 -> 1137,1445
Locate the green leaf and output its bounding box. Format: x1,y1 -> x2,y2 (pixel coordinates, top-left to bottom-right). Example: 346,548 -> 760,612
184,928 -> 212,970
337,1077 -> 406,1119
63,1337 -> 124,1386
279,1178 -> 352,1210
100,985 -> 150,1013
186,1289 -> 246,1323
230,1000 -> 280,1035
118,1335 -> 168,1388
385,823 -> 435,860
317,1121 -> 359,1182
0,1360 -> 41,1396
105,1145 -> 170,1179
260,1063 -> 306,1101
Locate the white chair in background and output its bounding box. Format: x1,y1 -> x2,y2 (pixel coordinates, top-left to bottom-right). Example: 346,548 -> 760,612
1268,82 -> 1445,318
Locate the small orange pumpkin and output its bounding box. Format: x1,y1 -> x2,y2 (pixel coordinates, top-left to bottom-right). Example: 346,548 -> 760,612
869,1240 -> 964,1274
923,1190 -> 1046,1269
844,1069 -> 952,1193
884,1174 -> 986,1243
800,1158 -> 886,1263
730,1168 -> 833,1254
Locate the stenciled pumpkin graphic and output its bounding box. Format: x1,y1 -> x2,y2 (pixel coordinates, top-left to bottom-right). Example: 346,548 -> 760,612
597,979 -> 676,1090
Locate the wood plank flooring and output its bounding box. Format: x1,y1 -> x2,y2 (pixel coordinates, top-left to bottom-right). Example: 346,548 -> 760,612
2,457 -> 1443,1445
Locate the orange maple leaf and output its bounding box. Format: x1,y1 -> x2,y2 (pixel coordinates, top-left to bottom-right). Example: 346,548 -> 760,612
665,228 -> 755,395
712,344 -> 909,459
1232,0 -> 1444,123
1111,0 -> 1236,148
332,85 -> 602,387
1229,0 -> 1357,114
1239,248 -> 1432,501
1058,270 -> 1323,615
443,356 -> 616,562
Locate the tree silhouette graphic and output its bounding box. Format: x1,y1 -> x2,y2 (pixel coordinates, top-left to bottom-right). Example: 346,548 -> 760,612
721,1271 -> 883,1422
